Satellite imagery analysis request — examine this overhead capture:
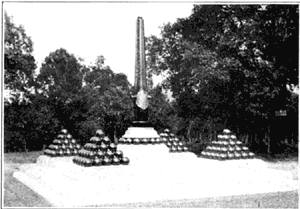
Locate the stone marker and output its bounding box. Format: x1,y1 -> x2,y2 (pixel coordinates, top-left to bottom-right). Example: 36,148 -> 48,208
119,17 -> 160,144
133,16 -> 149,124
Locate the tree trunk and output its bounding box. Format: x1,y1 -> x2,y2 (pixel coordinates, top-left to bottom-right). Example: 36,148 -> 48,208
113,124 -> 118,144
254,133 -> 258,147
249,133 -> 252,147
21,127 -> 28,152
208,121 -> 212,142
23,138 -> 28,153
267,126 -> 271,155
187,120 -> 194,142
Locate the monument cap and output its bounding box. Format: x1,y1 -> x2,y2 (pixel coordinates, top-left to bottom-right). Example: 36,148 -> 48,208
223,129 -> 231,133
96,129 -> 104,136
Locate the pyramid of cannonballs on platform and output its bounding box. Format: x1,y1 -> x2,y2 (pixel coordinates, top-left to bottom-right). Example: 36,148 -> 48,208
160,129 -> 189,152
73,130 -> 130,167
200,129 -> 255,160
44,129 -> 82,157
118,130 -> 162,145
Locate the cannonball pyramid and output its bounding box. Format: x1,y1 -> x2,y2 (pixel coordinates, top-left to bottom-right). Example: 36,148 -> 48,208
73,130 -> 130,167
200,129 -> 255,160
44,129 -> 82,157
160,129 -> 189,152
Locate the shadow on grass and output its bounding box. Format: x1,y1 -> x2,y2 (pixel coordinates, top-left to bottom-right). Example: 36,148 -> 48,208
254,151 -> 298,163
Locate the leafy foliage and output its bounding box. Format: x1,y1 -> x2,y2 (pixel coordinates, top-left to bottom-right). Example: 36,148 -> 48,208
37,48 -> 83,102
176,5 -> 298,110
4,11 -> 36,102
81,66 -> 133,142
148,85 -> 177,133
4,12 -> 40,152
146,5 -> 298,152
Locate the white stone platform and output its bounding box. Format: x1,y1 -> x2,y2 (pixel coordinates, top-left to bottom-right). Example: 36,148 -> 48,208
13,144 -> 298,207
121,127 -> 160,138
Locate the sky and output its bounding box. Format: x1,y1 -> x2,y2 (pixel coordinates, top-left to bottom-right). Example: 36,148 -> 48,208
4,2 -> 194,85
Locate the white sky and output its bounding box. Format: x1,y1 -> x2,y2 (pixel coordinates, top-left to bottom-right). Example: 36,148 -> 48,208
4,2 -> 194,85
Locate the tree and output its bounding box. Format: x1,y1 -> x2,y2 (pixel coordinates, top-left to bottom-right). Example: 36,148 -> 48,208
176,5 -> 298,111
4,11 -> 37,102
4,12 -> 38,152
180,5 -> 298,151
36,48 -> 84,127
146,23 -> 232,139
37,48 -> 83,102
146,5 -> 298,153
77,57 -> 133,143
4,100 -> 29,152
29,48 -> 85,146
148,85 -> 177,133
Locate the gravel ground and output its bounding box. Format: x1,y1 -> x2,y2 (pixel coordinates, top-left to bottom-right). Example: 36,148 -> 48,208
3,151 -> 299,208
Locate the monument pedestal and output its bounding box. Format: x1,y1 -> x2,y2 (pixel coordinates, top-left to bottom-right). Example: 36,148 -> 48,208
122,126 -> 160,139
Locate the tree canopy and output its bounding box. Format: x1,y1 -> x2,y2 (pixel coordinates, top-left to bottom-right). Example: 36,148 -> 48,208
4,11 -> 37,103
37,48 -> 83,102
146,4 -> 298,146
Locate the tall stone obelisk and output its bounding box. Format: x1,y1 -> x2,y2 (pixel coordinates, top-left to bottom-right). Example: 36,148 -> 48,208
119,17 -> 160,142
132,17 -> 149,126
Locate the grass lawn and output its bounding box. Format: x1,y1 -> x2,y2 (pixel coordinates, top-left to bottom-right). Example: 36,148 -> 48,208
3,151 -> 298,208
3,151 -> 52,207
4,151 -> 43,164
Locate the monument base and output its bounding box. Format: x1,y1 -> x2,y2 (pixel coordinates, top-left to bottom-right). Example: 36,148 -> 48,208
121,126 -> 160,139
13,148 -> 297,207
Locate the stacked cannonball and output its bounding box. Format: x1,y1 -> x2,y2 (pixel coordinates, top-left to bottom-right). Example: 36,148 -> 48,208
44,129 -> 82,157
73,130 -> 130,167
118,136 -> 162,145
160,129 -> 189,153
200,129 -> 255,160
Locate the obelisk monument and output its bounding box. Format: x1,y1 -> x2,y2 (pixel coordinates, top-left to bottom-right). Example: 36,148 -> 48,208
132,16 -> 149,126
119,17 -> 160,141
